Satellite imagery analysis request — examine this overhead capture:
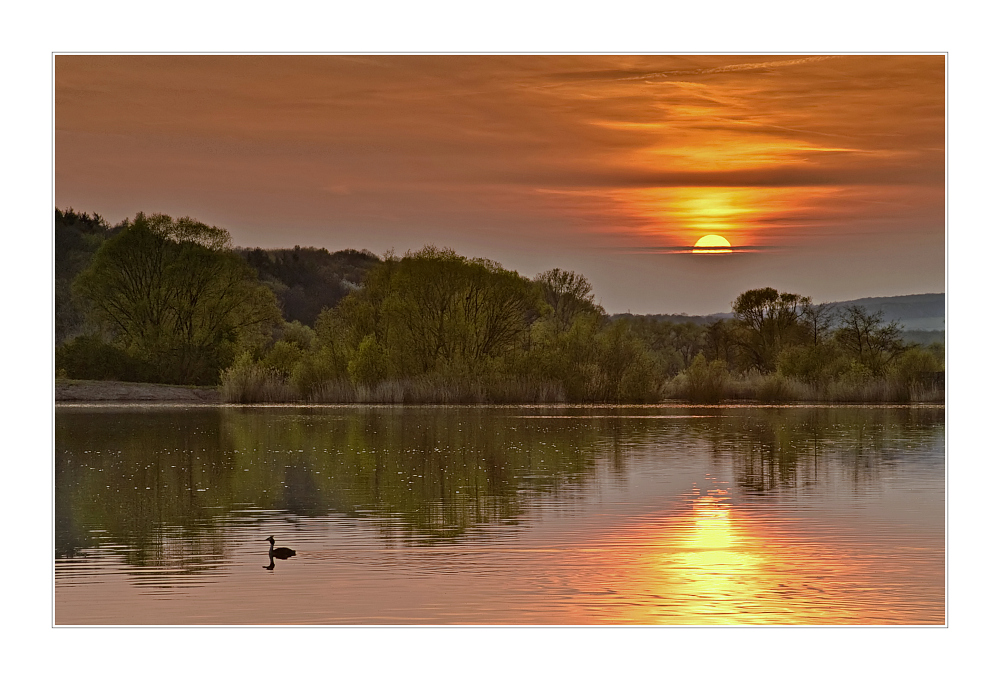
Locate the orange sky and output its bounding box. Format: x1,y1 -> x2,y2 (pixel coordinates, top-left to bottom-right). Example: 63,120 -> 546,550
55,55 -> 944,314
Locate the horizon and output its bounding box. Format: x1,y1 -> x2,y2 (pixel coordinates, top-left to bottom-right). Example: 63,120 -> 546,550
55,55 -> 944,315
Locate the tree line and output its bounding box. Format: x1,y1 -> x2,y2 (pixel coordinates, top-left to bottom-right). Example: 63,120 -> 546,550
55,209 -> 944,402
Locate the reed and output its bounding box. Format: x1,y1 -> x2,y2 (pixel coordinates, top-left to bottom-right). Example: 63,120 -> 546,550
823,377 -> 912,403
305,376 -> 566,405
221,363 -> 943,405
220,362 -> 298,403
663,367 -> 943,405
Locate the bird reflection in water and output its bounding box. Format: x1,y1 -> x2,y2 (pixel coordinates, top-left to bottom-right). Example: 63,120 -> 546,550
263,535 -> 296,570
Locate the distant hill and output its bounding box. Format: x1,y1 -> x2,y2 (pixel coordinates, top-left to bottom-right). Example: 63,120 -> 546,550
608,312 -> 725,326
239,246 -> 381,326
691,293 -> 944,331
612,293 -> 945,346
824,293 -> 944,332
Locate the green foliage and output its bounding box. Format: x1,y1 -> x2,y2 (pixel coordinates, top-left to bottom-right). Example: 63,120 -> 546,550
731,287 -> 810,372
523,313 -> 597,400
614,316 -> 708,376
534,268 -> 603,331
893,346 -> 944,385
348,334 -> 388,386
55,334 -> 148,382
220,352 -> 297,403
777,341 -> 844,384
291,347 -> 345,398
262,340 -> 304,377
681,353 -> 731,404
56,205 -> 944,406
588,320 -> 662,402
842,360 -> 876,385
704,318 -> 738,367
55,208 -> 113,345
336,247 -> 540,378
73,212 -> 282,384
927,341 -> 945,366
279,320 -> 316,350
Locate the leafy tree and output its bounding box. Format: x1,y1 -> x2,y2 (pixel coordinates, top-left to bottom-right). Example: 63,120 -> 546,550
612,316 -> 708,376
74,212 -> 281,384
275,320 -> 316,351
348,334 -> 388,385
731,287 -> 810,372
55,208 -> 113,344
337,247 -> 540,377
534,268 -> 603,332
524,312 -> 601,400
590,320 -> 661,402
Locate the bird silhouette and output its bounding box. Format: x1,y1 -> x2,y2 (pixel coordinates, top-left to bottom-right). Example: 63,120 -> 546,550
266,535 -> 296,560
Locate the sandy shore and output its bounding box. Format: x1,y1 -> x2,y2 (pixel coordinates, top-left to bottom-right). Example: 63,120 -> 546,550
55,379 -> 222,403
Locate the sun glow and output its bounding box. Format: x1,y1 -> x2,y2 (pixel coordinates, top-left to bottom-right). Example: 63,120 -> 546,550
693,234 -> 733,254
589,490 -> 862,624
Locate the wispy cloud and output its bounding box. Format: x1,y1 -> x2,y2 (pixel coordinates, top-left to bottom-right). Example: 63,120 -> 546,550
617,55 -> 842,81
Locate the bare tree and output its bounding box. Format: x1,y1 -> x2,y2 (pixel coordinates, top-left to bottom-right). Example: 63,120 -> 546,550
834,305 -> 905,377
801,301 -> 835,345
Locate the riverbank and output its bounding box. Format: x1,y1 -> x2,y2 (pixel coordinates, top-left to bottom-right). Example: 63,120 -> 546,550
55,379 -> 222,403
55,378 -> 943,406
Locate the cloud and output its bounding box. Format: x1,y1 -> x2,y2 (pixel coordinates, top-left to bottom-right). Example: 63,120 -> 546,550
618,55 -> 842,81
491,162 -> 944,189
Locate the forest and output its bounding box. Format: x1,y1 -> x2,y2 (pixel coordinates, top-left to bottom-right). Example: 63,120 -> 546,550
55,209 -> 945,404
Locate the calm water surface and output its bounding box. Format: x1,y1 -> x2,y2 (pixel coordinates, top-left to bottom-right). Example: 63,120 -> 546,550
55,405 -> 944,625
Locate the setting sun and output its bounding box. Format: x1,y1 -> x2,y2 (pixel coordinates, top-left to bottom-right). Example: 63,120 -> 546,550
693,234 -> 733,254
695,235 -> 731,248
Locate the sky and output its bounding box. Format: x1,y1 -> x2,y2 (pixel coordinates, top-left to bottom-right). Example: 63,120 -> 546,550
54,54 -> 944,314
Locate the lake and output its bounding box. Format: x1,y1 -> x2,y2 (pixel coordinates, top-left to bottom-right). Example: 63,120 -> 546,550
54,404 -> 944,625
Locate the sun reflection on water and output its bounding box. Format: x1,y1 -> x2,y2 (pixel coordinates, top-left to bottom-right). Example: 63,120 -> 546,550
594,483 -> 944,625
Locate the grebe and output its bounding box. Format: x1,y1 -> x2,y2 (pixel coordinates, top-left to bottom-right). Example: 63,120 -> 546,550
266,535 -> 296,559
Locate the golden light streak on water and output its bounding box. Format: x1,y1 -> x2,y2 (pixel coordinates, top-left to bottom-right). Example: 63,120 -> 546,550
580,488 -> 943,625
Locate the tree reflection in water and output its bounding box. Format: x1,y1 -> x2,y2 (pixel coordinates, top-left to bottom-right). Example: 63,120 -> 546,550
55,405 -> 943,583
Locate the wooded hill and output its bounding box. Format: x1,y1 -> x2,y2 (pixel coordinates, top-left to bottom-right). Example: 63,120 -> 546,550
55,209 -> 381,345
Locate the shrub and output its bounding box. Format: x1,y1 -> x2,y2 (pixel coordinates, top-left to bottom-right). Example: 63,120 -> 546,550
756,374 -> 807,403
220,353 -> 298,403
893,346 -> 943,385
56,334 -> 149,382
682,353 -> 730,404
279,320 -> 316,350
777,342 -> 841,384
292,347 -> 344,399
262,340 -> 303,377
